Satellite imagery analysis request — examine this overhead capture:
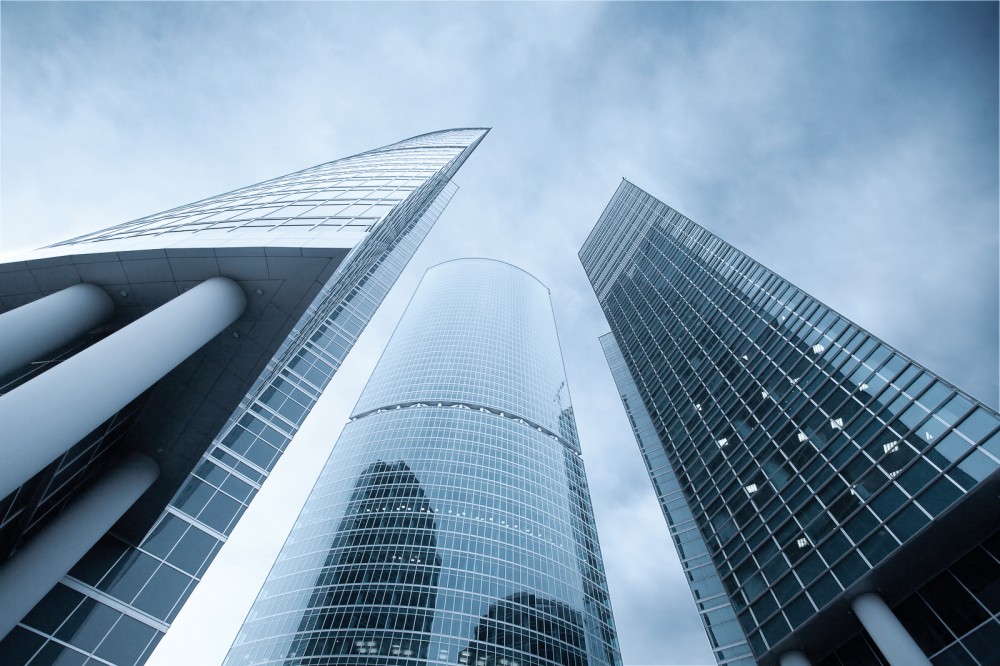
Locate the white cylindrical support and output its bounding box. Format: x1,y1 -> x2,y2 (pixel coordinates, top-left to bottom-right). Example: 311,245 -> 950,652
779,650 -> 812,666
0,283 -> 114,378
851,593 -> 931,666
0,452 -> 159,639
0,277 -> 245,499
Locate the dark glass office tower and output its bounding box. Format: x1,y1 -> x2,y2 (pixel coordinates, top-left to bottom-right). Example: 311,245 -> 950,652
581,180 -> 1000,666
225,258 -> 621,666
600,334 -> 754,666
0,129 -> 488,666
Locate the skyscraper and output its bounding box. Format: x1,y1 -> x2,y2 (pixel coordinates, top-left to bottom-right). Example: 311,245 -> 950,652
0,128 -> 488,666
224,258 -> 622,666
600,334 -> 754,666
581,180 -> 1000,665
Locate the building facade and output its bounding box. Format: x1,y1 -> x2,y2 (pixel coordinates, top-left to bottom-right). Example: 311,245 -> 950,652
0,128 -> 488,666
224,259 -> 622,666
580,180 -> 1000,665
600,334 -> 754,666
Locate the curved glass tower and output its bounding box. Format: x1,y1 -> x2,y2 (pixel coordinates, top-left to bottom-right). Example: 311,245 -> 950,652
225,258 -> 621,666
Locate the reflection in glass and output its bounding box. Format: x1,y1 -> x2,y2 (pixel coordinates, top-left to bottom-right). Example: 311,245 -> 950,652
287,461 -> 440,664
460,593 -> 587,666
225,260 -> 621,666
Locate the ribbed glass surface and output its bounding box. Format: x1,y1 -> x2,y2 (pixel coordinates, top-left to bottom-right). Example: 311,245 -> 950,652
225,259 -> 620,666
48,129 -> 487,252
581,180 -> 1000,662
354,259 -> 575,442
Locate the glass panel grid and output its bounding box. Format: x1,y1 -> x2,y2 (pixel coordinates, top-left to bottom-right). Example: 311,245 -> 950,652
580,180 -> 1000,660
225,259 -> 621,666
9,129 -> 488,666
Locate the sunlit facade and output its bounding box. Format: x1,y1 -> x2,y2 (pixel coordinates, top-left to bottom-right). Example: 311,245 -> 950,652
225,259 -> 621,666
581,180 -> 1000,665
0,129 -> 488,666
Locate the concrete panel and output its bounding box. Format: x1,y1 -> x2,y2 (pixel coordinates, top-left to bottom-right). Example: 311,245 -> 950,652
75,261 -> 128,284
70,252 -> 119,265
217,256 -> 269,281
121,258 -> 173,283
130,281 -> 181,307
0,270 -> 39,298
168,257 -> 221,282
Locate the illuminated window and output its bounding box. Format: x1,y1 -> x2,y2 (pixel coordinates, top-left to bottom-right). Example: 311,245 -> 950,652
718,438 -> 729,447
745,483 -> 759,495
883,441 -> 899,454
830,418 -> 844,429
812,343 -> 825,354
797,432 -> 809,443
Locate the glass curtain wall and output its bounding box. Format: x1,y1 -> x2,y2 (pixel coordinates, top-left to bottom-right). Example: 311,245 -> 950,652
226,259 -> 621,666
580,180 -> 1000,663
2,129 -> 488,666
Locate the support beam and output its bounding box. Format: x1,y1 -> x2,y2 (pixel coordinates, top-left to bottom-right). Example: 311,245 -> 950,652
851,593 -> 931,666
0,453 -> 159,639
0,283 -> 114,378
0,277 -> 245,499
779,650 -> 812,666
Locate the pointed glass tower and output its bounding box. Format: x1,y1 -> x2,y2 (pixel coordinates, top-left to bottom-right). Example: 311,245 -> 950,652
0,129 -> 488,666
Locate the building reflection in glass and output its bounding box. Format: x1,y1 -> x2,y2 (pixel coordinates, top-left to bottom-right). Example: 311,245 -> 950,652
459,593 -> 587,666
225,260 -> 621,666
287,460 -> 440,664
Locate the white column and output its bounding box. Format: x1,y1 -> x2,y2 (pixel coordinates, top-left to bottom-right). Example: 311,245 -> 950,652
0,283 -> 114,378
851,593 -> 931,666
0,277 -> 245,499
0,453 -> 159,639
779,650 -> 812,666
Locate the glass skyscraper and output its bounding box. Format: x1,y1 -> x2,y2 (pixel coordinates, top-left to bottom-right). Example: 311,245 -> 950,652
600,334 -> 754,666
225,258 -> 622,666
0,129 -> 487,666
581,180 -> 1000,665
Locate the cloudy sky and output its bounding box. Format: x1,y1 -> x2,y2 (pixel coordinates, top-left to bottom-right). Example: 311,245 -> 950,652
2,2 -> 997,665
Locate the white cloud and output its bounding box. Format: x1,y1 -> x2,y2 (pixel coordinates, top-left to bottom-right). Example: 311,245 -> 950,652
2,3 -> 996,665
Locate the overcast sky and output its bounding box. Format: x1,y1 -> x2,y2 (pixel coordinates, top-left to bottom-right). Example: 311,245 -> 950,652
2,3 -> 997,665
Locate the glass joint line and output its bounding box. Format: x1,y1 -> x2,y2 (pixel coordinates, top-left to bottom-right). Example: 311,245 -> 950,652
351,399 -> 583,455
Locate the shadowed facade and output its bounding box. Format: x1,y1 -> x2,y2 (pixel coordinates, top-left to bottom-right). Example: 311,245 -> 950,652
581,180 -> 1000,666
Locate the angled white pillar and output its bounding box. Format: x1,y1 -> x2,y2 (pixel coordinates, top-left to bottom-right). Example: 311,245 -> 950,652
0,283 -> 114,378
779,650 -> 812,666
851,593 -> 932,666
0,277 -> 245,499
0,452 -> 159,639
